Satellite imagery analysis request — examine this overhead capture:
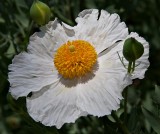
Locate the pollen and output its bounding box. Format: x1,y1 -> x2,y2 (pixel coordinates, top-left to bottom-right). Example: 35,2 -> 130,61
54,40 -> 97,79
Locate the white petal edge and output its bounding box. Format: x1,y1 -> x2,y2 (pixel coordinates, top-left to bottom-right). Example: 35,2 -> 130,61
26,81 -> 87,129
8,52 -> 59,99
75,9 -> 128,54
8,19 -> 76,99
76,57 -> 132,117
29,19 -> 75,57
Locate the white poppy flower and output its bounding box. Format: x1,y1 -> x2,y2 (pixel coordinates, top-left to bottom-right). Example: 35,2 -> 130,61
8,9 -> 149,128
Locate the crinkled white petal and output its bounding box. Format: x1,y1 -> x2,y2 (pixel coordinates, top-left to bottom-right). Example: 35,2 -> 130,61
76,55 -> 132,116
28,19 -> 61,57
30,19 -> 76,57
75,9 -> 128,54
27,19 -> 75,57
9,19 -> 75,99
75,31 -> 149,117
26,53 -> 132,128
8,52 -> 59,99
27,81 -> 87,129
40,19 -> 76,52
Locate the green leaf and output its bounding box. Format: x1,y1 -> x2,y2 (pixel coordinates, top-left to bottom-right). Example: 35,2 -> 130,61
0,41 -> 10,54
0,71 -> 8,93
7,93 -> 26,112
15,13 -> 29,28
15,0 -> 28,9
0,17 -> 5,23
152,85 -> 160,105
127,107 -> 138,131
142,107 -> 160,134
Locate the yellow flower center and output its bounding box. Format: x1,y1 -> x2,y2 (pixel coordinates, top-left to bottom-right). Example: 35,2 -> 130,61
54,40 -> 97,79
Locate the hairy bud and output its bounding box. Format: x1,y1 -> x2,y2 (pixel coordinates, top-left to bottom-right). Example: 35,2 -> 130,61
123,37 -> 144,62
30,0 -> 51,25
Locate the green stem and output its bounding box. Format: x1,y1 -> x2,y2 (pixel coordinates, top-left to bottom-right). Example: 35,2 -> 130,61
10,34 -> 19,54
132,61 -> 135,72
28,21 -> 34,33
111,112 -> 131,134
128,61 -> 132,73
124,87 -> 128,122
66,0 -> 72,20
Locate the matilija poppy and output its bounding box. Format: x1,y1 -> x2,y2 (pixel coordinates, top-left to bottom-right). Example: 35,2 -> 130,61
8,9 -> 149,129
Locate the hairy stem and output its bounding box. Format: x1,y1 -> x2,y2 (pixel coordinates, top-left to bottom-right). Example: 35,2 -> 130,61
124,87 -> 128,122
127,61 -> 132,73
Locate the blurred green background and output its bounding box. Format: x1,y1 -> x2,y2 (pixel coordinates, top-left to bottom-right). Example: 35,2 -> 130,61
0,0 -> 160,134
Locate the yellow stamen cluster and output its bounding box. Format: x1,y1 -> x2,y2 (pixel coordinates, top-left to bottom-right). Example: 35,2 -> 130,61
54,40 -> 97,79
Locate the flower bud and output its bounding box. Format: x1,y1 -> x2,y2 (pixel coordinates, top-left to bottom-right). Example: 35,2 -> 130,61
30,0 -> 51,25
123,37 -> 144,62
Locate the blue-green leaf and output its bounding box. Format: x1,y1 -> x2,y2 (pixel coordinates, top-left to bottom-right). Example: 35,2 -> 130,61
152,85 -> 160,105
142,107 -> 160,134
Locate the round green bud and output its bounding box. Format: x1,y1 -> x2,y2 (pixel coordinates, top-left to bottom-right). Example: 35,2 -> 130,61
30,0 -> 51,25
123,37 -> 144,62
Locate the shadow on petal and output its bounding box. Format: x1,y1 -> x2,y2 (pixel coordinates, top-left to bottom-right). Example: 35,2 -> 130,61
59,61 -> 99,88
